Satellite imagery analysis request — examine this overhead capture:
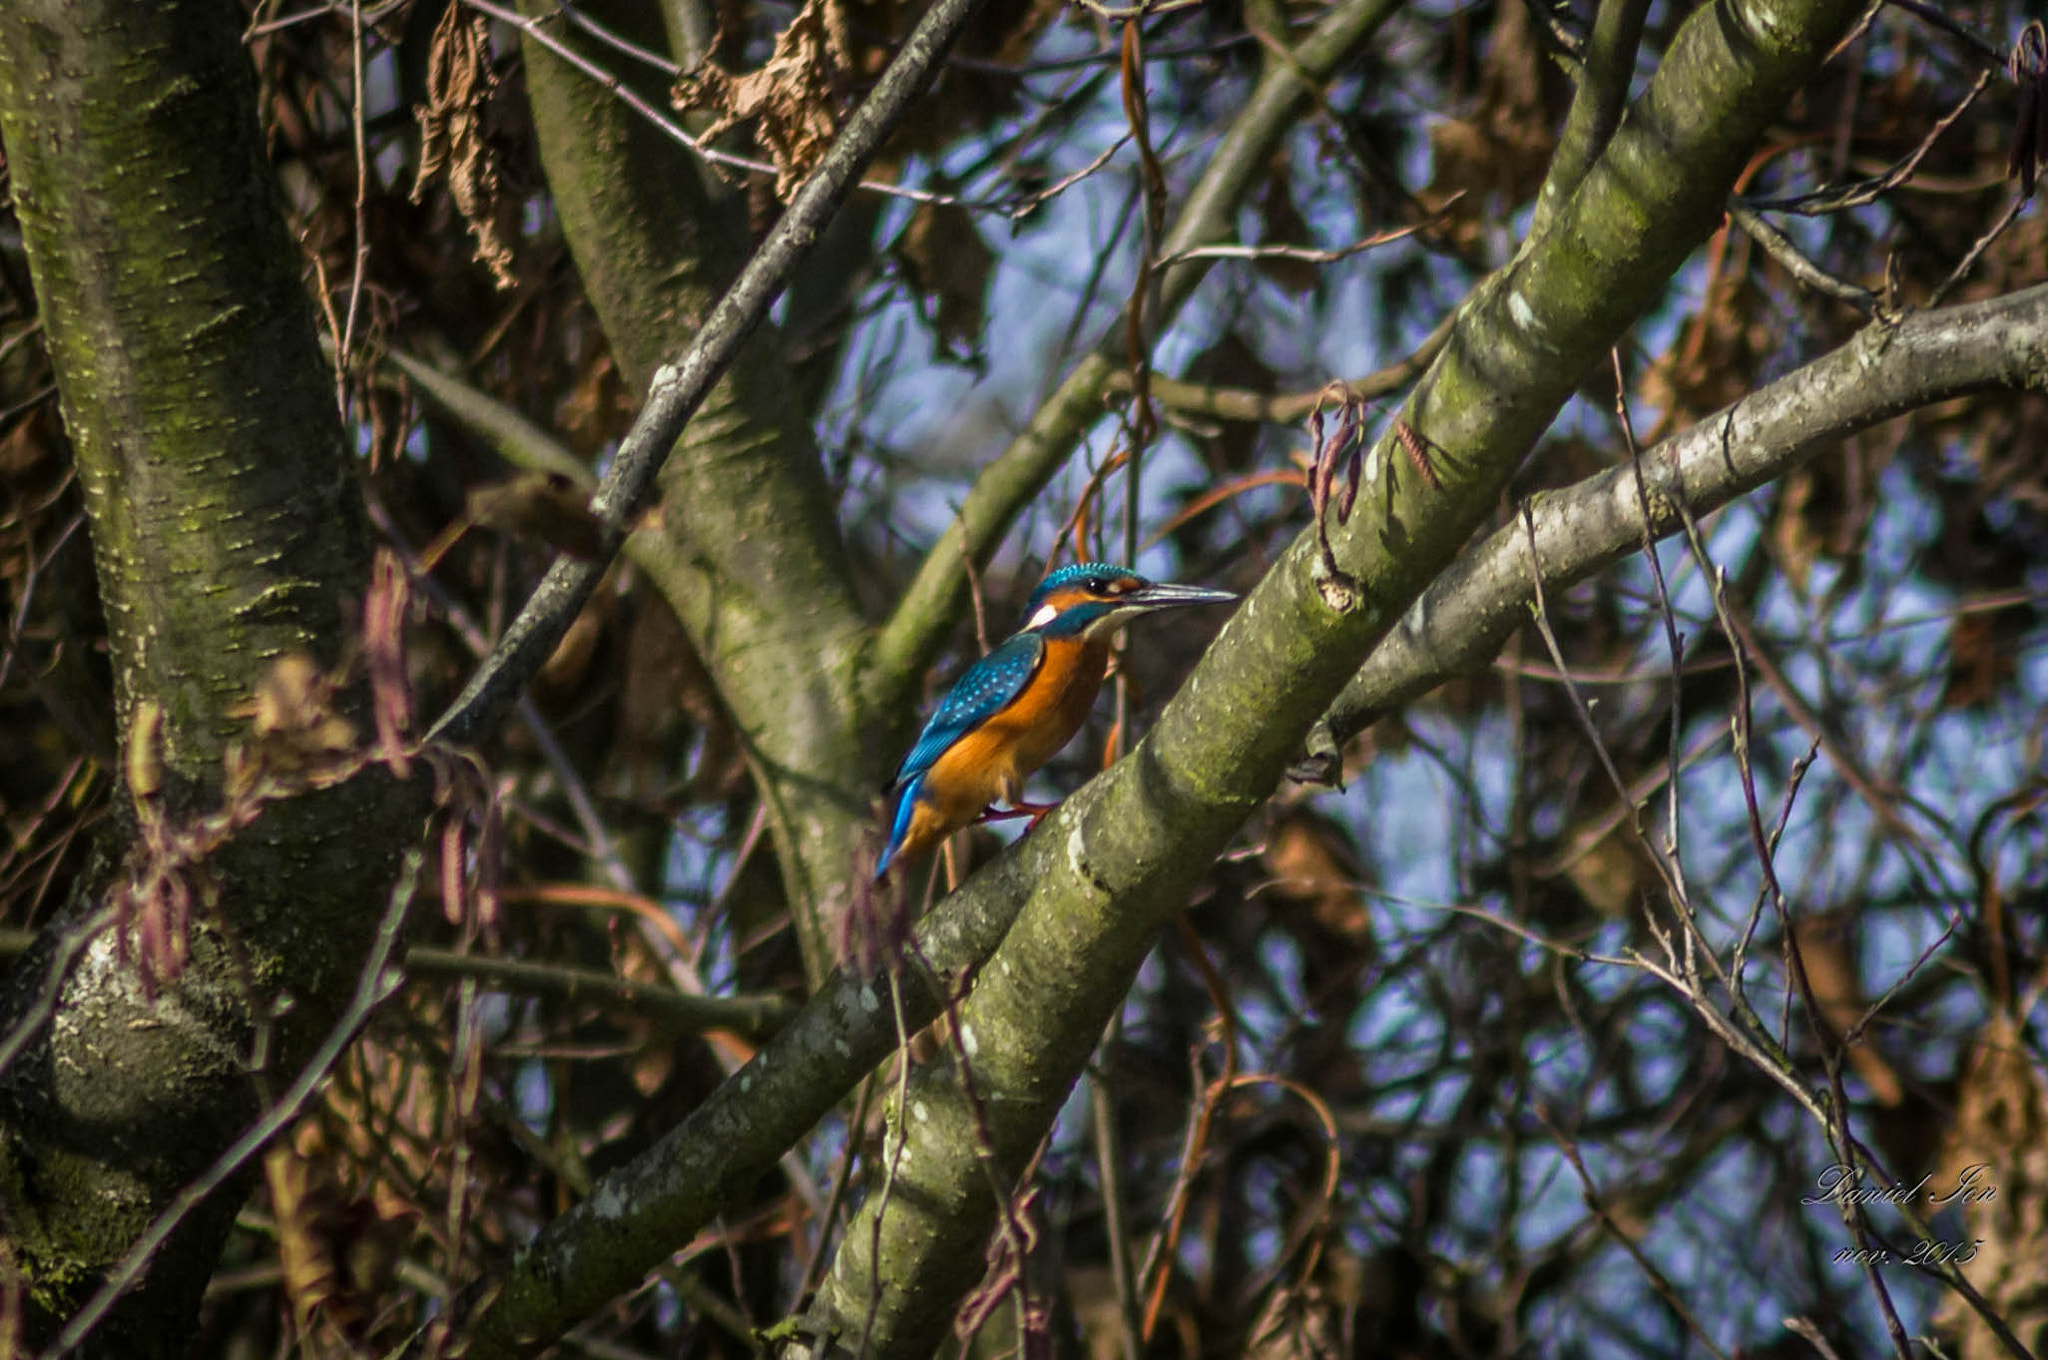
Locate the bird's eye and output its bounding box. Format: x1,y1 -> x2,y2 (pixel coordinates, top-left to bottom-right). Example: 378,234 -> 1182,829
1085,575 -> 1112,594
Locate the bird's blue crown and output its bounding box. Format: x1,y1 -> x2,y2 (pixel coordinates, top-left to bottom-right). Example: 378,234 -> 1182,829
1024,562 -> 1143,616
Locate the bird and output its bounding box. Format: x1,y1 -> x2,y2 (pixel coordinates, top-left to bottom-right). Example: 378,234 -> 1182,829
875,562 -> 1236,880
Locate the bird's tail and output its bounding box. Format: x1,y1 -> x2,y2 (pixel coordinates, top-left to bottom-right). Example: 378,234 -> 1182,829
873,772 -> 926,880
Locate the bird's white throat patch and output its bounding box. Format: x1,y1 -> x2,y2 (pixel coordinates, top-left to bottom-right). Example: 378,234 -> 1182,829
1084,607 -> 1136,638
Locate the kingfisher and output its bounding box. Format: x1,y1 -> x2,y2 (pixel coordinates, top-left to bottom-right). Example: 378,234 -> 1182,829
875,563 -> 1235,880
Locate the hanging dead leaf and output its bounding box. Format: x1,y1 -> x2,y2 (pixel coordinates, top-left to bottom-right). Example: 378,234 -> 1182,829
1555,824 -> 1649,921
1942,611 -> 2017,709
2009,21 -> 2048,198
535,593 -> 608,704
672,0 -> 852,202
1771,466 -> 1825,592
1790,915 -> 1904,1107
264,1119 -> 414,1352
413,3 -> 516,288
1420,0 -> 1561,245
266,1138 -> 342,1347
0,393 -> 58,484
1262,811 -> 1369,941
233,653 -> 359,773
1641,274 -> 1777,424
556,348 -> 630,456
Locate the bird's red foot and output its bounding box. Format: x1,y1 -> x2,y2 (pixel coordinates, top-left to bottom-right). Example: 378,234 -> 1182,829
975,799 -> 1061,829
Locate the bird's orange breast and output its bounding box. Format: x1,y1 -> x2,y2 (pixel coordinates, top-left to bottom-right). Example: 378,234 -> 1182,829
923,636 -> 1110,814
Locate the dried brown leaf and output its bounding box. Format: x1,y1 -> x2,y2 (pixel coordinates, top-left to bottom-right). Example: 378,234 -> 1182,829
1557,826 -> 1647,921
535,593 -> 608,702
414,3 -> 516,288
672,0 -> 852,202
1790,916 -> 1904,1106
2009,22 -> 2048,197
1771,466 -> 1824,591
1420,0 -> 1560,241
235,652 -> 359,772
364,549 -> 415,776
264,1139 -> 341,1347
1941,611 -> 2017,710
1262,812 -> 1368,940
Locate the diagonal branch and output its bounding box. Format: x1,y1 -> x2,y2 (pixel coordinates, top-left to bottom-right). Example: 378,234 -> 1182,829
430,0 -> 999,749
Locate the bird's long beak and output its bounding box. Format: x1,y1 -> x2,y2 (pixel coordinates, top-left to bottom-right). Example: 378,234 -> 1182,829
1122,581 -> 1237,612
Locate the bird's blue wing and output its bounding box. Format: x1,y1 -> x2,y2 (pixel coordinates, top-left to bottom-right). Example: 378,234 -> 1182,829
890,631 -> 1046,789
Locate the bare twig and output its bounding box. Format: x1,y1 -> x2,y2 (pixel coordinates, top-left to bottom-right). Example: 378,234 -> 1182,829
1729,205 -> 1879,314
1152,211 -> 1446,268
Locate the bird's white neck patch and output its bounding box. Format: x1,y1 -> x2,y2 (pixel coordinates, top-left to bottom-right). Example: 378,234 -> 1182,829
1027,603 -> 1059,630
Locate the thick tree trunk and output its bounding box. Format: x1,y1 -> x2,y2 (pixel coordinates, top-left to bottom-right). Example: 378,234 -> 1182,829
0,1 -> 424,1350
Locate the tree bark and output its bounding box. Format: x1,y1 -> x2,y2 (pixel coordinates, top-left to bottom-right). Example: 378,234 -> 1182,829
0,1 -> 423,1350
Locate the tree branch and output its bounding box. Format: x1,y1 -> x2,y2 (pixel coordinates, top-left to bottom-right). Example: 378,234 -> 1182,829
0,1 -> 426,1347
